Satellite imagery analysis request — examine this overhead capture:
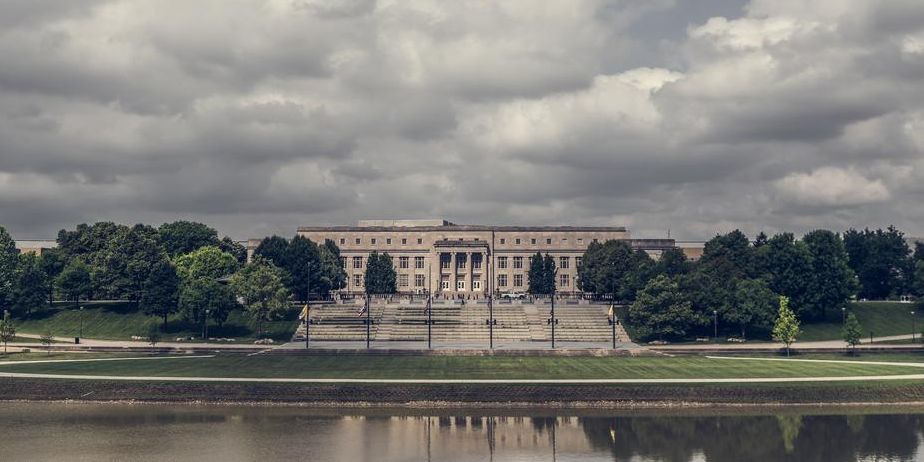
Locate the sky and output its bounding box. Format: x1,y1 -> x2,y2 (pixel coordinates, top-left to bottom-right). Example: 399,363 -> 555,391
1,0 -> 923,241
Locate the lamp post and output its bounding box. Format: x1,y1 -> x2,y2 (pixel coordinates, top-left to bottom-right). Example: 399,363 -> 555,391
913,311 -> 917,344
550,289 -> 557,349
610,304 -> 617,349
305,268 -> 311,350
842,306 -> 846,325
203,309 -> 210,342
713,310 -> 718,340
487,294 -> 495,349
79,306 -> 84,339
365,292 -> 371,349
427,289 -> 432,350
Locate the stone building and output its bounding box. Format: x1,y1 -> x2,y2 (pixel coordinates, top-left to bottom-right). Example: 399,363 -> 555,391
288,219 -> 675,299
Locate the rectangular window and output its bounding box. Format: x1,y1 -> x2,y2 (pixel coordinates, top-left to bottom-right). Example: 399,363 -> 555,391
415,274 -> 426,287
515,238 -> 521,245
355,238 -> 361,245
472,254 -> 482,270
441,254 -> 451,269
457,280 -> 465,290
592,238 -> 598,243
500,238 -> 506,244
402,238 -> 407,245
340,238 -> 345,245
399,256 -> 409,269
472,280 -> 482,291
576,256 -> 582,268
417,238 -> 423,244
513,274 -> 523,287
559,256 -> 569,269
531,238 -> 536,245
560,274 -> 569,287
371,238 -> 376,245
386,238 -> 392,245
578,238 -> 583,245
353,274 -> 362,287
441,280 -> 450,290
456,254 -> 467,269
415,256 -> 425,269
497,274 -> 508,287
498,257 -> 508,269
546,238 -> 552,245
513,257 -> 523,269
398,274 -> 408,287
340,257 -> 346,268
353,256 -> 363,269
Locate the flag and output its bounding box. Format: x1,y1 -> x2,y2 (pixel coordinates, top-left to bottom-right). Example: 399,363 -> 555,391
299,304 -> 310,320
608,304 -> 614,321
357,305 -> 367,317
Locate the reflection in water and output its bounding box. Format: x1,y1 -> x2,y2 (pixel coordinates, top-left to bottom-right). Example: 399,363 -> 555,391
1,403 -> 924,461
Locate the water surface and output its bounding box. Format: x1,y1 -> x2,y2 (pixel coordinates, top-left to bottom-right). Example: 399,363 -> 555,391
2,403 -> 923,461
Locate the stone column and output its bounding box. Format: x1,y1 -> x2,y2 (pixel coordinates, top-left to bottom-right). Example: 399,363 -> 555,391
450,251 -> 457,297
467,252 -> 473,299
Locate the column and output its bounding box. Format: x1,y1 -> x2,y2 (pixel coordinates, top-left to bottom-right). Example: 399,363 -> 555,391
467,251 -> 474,298
450,251 -> 457,296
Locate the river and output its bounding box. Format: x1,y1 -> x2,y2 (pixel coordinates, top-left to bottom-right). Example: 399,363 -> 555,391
1,403 -> 923,461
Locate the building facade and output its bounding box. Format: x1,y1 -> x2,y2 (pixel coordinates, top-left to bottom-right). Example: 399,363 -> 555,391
291,219 -> 675,298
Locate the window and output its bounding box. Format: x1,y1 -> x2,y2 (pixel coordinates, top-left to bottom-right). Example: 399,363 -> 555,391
592,238 -> 598,243
560,274 -> 569,287
398,256 -> 409,269
441,280 -> 450,290
515,238 -> 521,245
456,254 -> 467,269
353,274 -> 362,287
497,274 -> 508,287
441,254 -> 451,269
415,274 -> 426,287
353,256 -> 363,269
531,238 -> 536,245
500,238 -> 506,244
417,238 -> 423,244
513,256 -> 523,269
559,256 -> 569,269
371,238 -> 376,245
472,254 -> 482,269
399,274 -> 409,287
546,238 -> 552,245
402,238 -> 407,245
457,280 -> 465,290
386,238 -> 392,245
578,238 -> 583,245
355,238 -> 361,245
513,274 -> 523,287
340,257 -> 346,268
340,238 -> 345,245
473,280 -> 482,291
576,256 -> 582,268
498,257 -> 508,269
415,256 -> 425,269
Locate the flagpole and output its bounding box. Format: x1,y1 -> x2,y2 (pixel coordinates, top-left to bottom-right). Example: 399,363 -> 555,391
427,263 -> 432,350
611,304 -> 616,349
365,292 -> 371,350
305,269 -> 310,350
551,291 -> 556,349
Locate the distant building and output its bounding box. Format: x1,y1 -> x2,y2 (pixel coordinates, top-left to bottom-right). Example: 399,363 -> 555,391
253,219 -> 676,298
13,239 -> 57,256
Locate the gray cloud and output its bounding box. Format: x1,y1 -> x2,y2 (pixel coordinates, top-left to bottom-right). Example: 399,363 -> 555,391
1,0 -> 923,241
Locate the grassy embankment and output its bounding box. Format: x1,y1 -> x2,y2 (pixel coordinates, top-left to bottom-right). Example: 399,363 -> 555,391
1,354 -> 922,380
13,301 -> 299,343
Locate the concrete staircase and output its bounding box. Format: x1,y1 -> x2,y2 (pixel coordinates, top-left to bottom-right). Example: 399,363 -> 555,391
292,303 -> 385,341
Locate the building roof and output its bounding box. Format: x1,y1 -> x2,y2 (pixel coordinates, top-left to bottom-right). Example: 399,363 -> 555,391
298,224 -> 629,233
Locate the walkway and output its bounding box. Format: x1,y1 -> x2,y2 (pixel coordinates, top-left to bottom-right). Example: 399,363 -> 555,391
2,355 -> 924,384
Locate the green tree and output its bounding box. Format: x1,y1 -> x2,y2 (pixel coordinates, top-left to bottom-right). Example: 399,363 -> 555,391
138,259 -> 180,327
95,224 -> 166,300
721,278 -> 777,339
364,252 -> 396,294
158,220 -> 221,257
623,250 -> 656,301
219,236 -> 247,263
231,257 -> 291,338
317,239 -> 347,296
527,252 -> 546,294
0,310 -> 15,353
773,296 -> 801,356
254,235 -> 290,268
40,329 -> 54,355
844,227 -> 912,300
843,312 -> 862,353
0,226 -> 17,312
287,235 -> 321,301
147,324 -> 161,348
577,240 -> 636,300
803,229 -> 856,320
12,253 -> 49,316
656,247 -> 689,277
543,254 -> 557,294
699,230 -> 755,279
179,277 -> 238,328
38,249 -> 65,305
56,260 -> 92,309
174,246 -> 240,282
762,233 -> 815,320
627,275 -> 695,341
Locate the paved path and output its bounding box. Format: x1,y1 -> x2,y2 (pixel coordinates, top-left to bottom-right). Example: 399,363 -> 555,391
2,355 -> 924,384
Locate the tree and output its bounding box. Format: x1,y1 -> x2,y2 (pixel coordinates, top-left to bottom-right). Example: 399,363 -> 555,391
364,252 -> 397,294
231,257 -> 291,339
147,324 -> 161,348
138,259 -> 180,327
656,247 -> 689,278
0,310 -> 15,354
38,249 -> 65,305
627,275 -> 695,341
803,230 -> 856,320
844,227 -> 912,300
158,221 -> 220,257
56,260 -> 92,309
773,296 -> 801,356
543,254 -> 557,294
179,277 -> 238,328
174,246 -> 240,282
95,224 -> 166,300
721,278 -> 777,339
12,253 -> 49,316
762,233 -> 815,321
623,250 -> 656,301
287,235 -> 321,301
0,226 -> 17,312
577,240 -> 636,300
219,236 -> 247,263
699,230 -> 755,279
254,235 -> 290,268
317,239 -> 347,296
843,312 -> 862,353
40,329 -> 54,355
527,252 -> 546,295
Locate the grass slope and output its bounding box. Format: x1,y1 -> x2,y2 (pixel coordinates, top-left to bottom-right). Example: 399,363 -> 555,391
13,302 -> 299,343
800,302 -> 921,341
1,354 -> 919,380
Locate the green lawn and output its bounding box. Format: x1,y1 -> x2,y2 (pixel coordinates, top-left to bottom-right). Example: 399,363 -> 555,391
13,302 -> 299,343
0,354 -> 920,380
799,302 -> 921,341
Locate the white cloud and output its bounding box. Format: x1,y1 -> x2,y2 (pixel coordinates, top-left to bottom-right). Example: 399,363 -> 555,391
775,167 -> 891,207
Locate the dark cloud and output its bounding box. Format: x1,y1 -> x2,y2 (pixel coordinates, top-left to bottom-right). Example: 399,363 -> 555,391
1,0 -> 923,241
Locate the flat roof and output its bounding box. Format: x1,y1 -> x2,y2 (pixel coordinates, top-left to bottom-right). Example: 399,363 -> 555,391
298,225 -> 629,233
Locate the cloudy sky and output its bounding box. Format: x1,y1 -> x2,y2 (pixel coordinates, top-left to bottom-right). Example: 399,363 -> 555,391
2,0 -> 923,241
